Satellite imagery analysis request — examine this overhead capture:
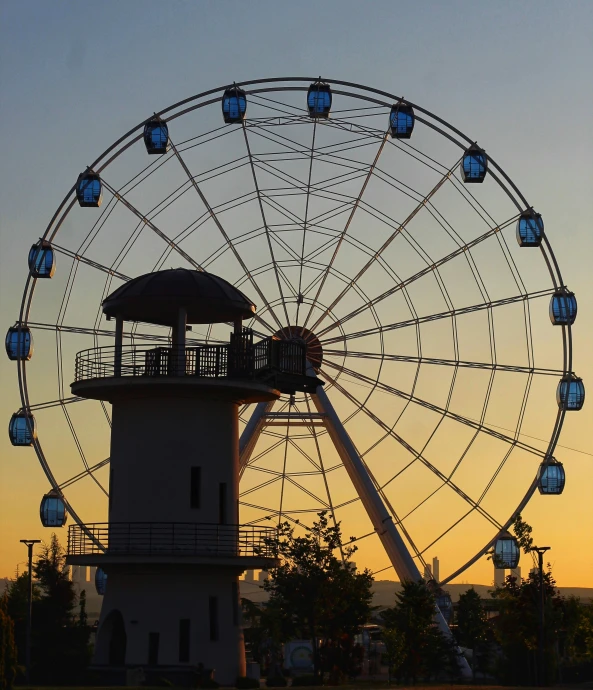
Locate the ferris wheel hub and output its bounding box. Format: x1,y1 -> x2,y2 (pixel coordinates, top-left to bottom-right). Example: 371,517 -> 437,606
273,325 -> 323,369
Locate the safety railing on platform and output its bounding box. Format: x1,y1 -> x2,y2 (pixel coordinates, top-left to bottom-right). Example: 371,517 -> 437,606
68,522 -> 277,558
73,333 -> 306,383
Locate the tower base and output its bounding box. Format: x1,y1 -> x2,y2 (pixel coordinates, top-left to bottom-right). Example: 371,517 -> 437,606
94,563 -> 246,685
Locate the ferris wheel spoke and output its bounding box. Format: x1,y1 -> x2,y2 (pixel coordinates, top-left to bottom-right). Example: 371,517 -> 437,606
306,157 -> 459,334
240,475 -> 283,498
99,178 -> 206,270
321,369 -> 505,530
315,220 -> 519,341
58,457 -> 111,491
60,402 -> 109,496
254,156 -> 369,204
322,361 -> 545,457
25,396 -> 86,411
49,241 -> 132,282
324,349 -> 563,377
167,137 -> 285,333
242,123 -> 309,328
24,320 -> 222,345
301,132 -> 389,330
247,116 -> 377,164
418,508 -> 479,557
319,288 -> 555,346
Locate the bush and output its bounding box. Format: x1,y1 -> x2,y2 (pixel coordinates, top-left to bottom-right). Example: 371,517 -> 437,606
235,676 -> 260,689
266,676 -> 288,687
201,679 -> 220,688
291,675 -> 319,687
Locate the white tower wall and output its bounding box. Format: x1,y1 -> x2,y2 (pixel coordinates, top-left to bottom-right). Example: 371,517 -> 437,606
96,566 -> 244,679
109,396 -> 239,524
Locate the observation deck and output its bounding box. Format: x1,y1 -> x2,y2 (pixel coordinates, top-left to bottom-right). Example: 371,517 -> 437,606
71,330 -> 323,402
67,522 -> 279,569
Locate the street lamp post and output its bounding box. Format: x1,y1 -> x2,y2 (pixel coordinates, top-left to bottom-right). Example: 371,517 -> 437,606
20,539 -> 41,685
532,545 -> 551,686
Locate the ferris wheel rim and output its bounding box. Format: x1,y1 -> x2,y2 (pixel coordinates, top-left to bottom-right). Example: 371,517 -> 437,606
14,76 -> 573,583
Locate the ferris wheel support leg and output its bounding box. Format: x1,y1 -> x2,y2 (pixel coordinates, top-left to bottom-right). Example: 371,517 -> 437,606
239,401 -> 275,477
310,381 -> 472,678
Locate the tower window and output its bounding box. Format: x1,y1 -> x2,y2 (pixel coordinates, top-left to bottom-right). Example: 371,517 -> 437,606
219,483 -> 227,524
209,596 -> 219,641
148,632 -> 159,665
190,467 -> 201,509
179,619 -> 190,662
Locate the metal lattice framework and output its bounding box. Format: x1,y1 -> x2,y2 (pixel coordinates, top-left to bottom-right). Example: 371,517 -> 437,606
12,77 -> 574,586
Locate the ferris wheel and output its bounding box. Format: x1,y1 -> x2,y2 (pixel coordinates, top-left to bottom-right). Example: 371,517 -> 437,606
6,77 -> 585,587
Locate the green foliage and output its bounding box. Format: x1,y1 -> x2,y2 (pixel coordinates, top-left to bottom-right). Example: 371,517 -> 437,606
456,587 -> 487,649
492,568 -> 562,683
0,593 -> 18,690
6,534 -> 91,684
4,571 -> 41,677
383,626 -> 406,682
381,579 -> 459,682
512,513 -> 534,554
455,587 -> 490,677
291,675 -> 319,686
262,512 -> 373,679
265,674 -> 288,687
235,676 -> 260,689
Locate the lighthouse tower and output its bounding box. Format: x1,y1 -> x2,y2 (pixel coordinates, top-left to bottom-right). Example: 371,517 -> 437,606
67,269 -> 319,684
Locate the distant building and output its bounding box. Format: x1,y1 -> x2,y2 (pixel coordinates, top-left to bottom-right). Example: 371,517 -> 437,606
432,556 -> 440,582
511,566 -> 521,581
494,565 -> 505,587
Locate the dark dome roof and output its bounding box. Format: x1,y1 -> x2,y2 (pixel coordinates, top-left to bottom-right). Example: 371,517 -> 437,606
102,269 -> 256,326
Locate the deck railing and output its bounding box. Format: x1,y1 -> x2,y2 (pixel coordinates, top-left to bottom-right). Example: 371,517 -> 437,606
68,522 -> 277,558
73,334 -> 307,383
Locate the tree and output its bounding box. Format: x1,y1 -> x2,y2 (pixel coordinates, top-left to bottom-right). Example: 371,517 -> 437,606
492,568 -> 562,684
455,587 -> 489,679
0,593 -> 18,690
4,572 -> 40,675
241,597 -> 290,679
262,512 -> 373,680
383,627 -> 406,684
32,534 -> 92,684
381,579 -> 458,683
4,534 -> 92,685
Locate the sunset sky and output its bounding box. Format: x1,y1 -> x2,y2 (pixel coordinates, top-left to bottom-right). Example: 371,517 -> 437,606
1,1 -> 592,588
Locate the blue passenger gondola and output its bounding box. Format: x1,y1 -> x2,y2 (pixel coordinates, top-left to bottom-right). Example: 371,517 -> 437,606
494,531 -> 520,569
516,211 -> 544,247
436,592 -> 453,623
28,241 -> 56,278
389,103 -> 414,138
460,144 -> 488,183
549,289 -> 577,325
5,325 -> 33,361
144,117 -> 169,155
95,567 -> 107,595
76,171 -> 103,207
9,412 -> 36,446
40,490 -> 67,527
537,458 -> 565,495
222,87 -> 247,124
557,374 -> 585,411
307,81 -> 332,119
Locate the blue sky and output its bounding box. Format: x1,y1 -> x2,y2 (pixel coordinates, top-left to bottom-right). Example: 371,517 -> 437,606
1,1 -> 592,583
